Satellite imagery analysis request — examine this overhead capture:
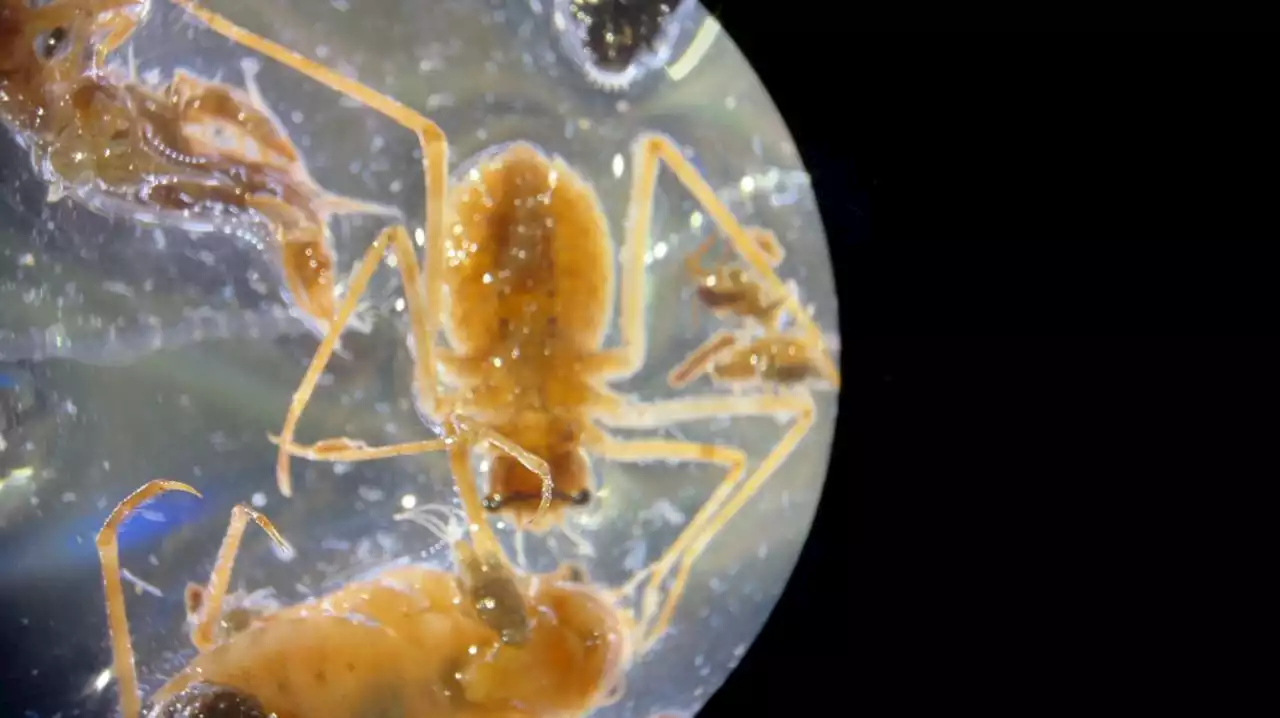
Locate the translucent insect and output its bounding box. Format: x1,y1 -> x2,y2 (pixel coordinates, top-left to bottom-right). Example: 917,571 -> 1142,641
159,0 -> 839,645
96,479 -> 634,718
667,230 -> 839,389
0,0 -> 397,337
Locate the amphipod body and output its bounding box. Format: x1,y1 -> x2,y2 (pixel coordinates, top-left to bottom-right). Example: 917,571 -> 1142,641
0,0 -> 394,336
96,481 -> 632,718
175,0 -> 839,648
437,143 -> 616,527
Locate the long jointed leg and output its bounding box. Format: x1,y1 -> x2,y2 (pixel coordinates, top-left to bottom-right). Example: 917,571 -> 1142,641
97,480 -> 202,718
597,390 -> 817,648
165,3 -> 559,512
270,422 -> 551,537
444,437 -> 508,564
624,132 -> 841,388
171,0 -> 449,417
271,224 -> 423,496
587,430 -> 746,597
187,506 -> 293,651
666,329 -> 739,389
599,128 -> 664,378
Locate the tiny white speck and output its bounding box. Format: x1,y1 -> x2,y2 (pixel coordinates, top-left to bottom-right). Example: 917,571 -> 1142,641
290,110 -> 304,124
611,153 -> 625,178
251,492 -> 267,508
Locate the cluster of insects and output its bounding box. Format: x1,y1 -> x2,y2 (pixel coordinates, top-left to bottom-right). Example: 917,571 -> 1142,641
2,0 -> 841,716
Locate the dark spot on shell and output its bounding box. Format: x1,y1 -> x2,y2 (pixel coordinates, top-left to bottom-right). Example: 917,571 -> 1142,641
36,26 -> 68,62
151,683 -> 270,718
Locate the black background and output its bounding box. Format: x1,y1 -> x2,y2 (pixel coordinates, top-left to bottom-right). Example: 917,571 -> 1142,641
700,13 -> 1270,718
3,6 -> 1273,717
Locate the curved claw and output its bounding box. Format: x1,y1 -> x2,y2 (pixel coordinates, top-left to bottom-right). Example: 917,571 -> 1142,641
96,479 -> 203,718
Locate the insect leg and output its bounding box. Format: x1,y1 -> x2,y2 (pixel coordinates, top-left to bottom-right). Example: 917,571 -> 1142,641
446,438 -> 510,562
186,504 -> 292,650
595,391 -> 816,648
594,129 -> 662,379
91,1 -> 147,68
273,224 -> 412,496
95,480 -> 203,718
665,329 -> 739,389
171,0 -> 449,416
630,132 -> 840,388
584,428 -> 747,592
270,436 -> 449,463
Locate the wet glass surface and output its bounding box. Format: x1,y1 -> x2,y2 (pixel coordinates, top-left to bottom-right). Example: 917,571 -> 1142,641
0,1 -> 840,715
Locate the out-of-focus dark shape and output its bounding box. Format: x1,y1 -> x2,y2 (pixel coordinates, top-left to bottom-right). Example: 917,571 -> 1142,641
555,0 -> 695,92
150,682 -> 272,718
0,362 -> 41,460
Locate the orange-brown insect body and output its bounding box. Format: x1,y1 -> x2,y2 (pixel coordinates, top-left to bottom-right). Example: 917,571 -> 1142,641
155,566 -> 629,718
672,233 -> 832,389
686,232 -> 784,326
440,144 -> 616,526
0,0 -> 388,335
96,481 -> 632,718
711,336 -> 822,385
694,265 -> 784,321
196,0 -> 839,650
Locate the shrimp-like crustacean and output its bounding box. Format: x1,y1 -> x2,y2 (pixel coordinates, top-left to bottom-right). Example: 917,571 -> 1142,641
97,480 -> 634,718
136,0 -> 841,650
0,0 -> 397,336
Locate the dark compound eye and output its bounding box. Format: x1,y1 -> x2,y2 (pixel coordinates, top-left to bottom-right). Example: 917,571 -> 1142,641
481,492 -> 504,511
35,26 -> 69,61
151,683 -> 270,718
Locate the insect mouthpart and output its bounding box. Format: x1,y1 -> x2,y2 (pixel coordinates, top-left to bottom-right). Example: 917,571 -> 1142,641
150,682 -> 271,718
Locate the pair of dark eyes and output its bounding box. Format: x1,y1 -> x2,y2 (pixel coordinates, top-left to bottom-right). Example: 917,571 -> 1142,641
481,487 -> 592,510
35,26 -> 69,62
